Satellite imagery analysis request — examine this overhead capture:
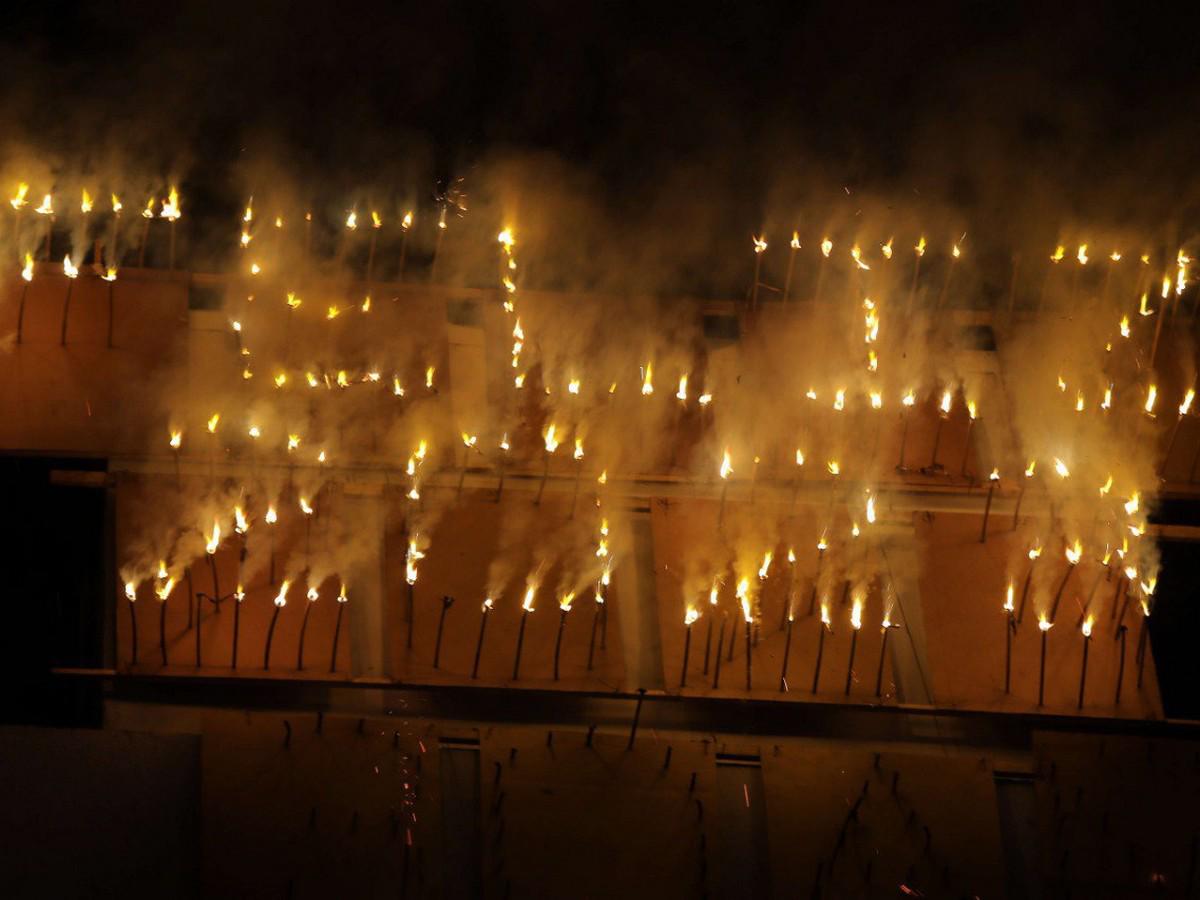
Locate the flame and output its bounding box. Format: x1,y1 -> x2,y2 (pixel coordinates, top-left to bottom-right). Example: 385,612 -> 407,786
415,440 -> 428,461
1139,293 -> 1152,316
307,586 -> 319,603
287,434 -> 300,452
568,378 -> 582,395
790,231 -> 801,249
574,437 -> 584,460
827,459 -> 840,476
1077,244 -> 1088,265
833,388 -> 846,411
544,424 -> 560,453
522,584 -> 537,613
62,255 -> 78,279
851,244 -> 870,270
719,449 -> 733,479
915,236 -> 926,256
758,551 -> 773,580
1003,583 -> 1015,612
338,584 -> 348,603
709,578 -> 720,606
806,388 -> 818,400
1141,575 -> 1157,597
902,389 -> 916,407
1029,543 -> 1043,560
274,580 -> 290,607
558,592 -> 575,613
371,210 -> 382,229
500,433 -> 511,452
169,429 -> 182,449
1065,539 -> 1083,565
461,432 -> 478,449
817,533 -> 829,552
274,216 -> 282,228
9,182 -> 28,209
405,538 -> 425,585
205,519 -> 221,554
821,237 -> 832,257
1038,614 -> 1052,632
392,376 -> 404,396
882,237 -> 893,259
1124,492 -> 1140,516
21,253 -> 33,281
265,505 -> 277,525
326,305 -> 341,320
676,374 -> 688,401
335,370 -> 349,389
820,602 -> 832,627
1162,274 -> 1172,299
497,228 -> 515,251
939,390 -> 952,415
1119,315 -> 1130,337
124,581 -> 136,602
80,189 -> 93,214
284,291 -> 302,310
1111,250 -> 1121,261
685,606 -> 700,626
482,596 -> 493,612
866,493 -> 877,524
1124,565 -> 1138,581
157,560 -> 169,580
1025,459 -> 1036,478
234,506 -> 248,534
299,497 -> 313,515
698,392 -> 713,406
402,211 -> 414,230
35,193 -> 53,215
753,235 -> 767,254
736,578 -> 752,622
967,400 -> 978,420
274,372 -> 288,389
317,450 -> 327,464
1057,375 -> 1067,392
850,595 -> 863,630
989,468 -> 1000,481
1099,474 -> 1113,496
787,547 -> 797,565
206,413 -> 220,433
641,363 -> 654,395
160,187 -> 180,221
1082,616 -> 1094,638
249,262 -> 261,275
1180,388 -> 1195,416
1053,458 -> 1070,478
345,210 -> 358,230
1051,245 -> 1065,263
952,242 -> 962,258
1145,384 -> 1157,415
361,295 -> 372,313
851,522 -> 861,538
426,366 -> 435,389
156,577 -> 176,602
597,469 -> 607,484
1075,391 -> 1085,413
795,448 -> 805,466
867,351 -> 878,372
1101,385 -> 1113,410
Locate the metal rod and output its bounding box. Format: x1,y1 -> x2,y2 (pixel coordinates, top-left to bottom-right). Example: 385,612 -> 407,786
711,618 -> 726,689
1115,626 -> 1127,705
512,609 -> 529,680
1078,633 -> 1090,710
744,619 -> 752,691
553,609 -> 568,680
780,617 -> 793,691
812,623 -> 827,694
264,604 -> 281,669
844,628 -> 858,696
330,601 -> 345,673
433,596 -> 454,669
232,595 -> 241,669
159,598 -> 168,666
876,625 -> 891,697
128,599 -> 138,667
59,278 -> 74,345
471,607 -> 489,679
1004,613 -> 1013,694
681,622 -> 693,688
1038,627 -> 1049,707
297,600 -> 313,670
980,481 -> 995,543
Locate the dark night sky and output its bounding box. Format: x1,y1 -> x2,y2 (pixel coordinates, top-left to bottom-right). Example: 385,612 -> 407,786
2,1 -> 1200,284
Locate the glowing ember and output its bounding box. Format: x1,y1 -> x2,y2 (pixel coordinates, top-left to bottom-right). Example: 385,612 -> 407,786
1119,315 -> 1131,337
915,236 -> 926,256
1053,458 -> 1070,478
641,363 -> 654,395
21,253 -> 33,281
1003,584 -> 1015,613
1076,244 -> 1088,265
264,505 -> 277,525
1145,384 -> 1158,416
827,460 -> 840,476
821,237 -> 833,257
169,430 -> 182,449
234,506 -> 248,534
156,577 -> 176,602
939,390 -> 952,415
406,538 -> 425,585
299,497 -> 313,515
1180,388 -> 1195,416
160,187 -> 181,221
1050,245 -> 1065,263
1124,492 -> 1140,516
850,595 -> 863,630
790,232 -> 801,249
62,255 -> 78,279
544,424 -> 560,453
758,551 -> 772,580
736,578 -> 752,622
573,437 -> 584,460
753,235 -> 767,254
676,374 -> 688,401
1065,539 -> 1083,565
274,581 -> 290,608
685,606 -> 700,626
1082,616 -> 1094,638
1038,615 -> 1053,633
882,237 -> 893,259
206,413 -> 220,434
10,182 -> 28,209
522,584 -> 537,613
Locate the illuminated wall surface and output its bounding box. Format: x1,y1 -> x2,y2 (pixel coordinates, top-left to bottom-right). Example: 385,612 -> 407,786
4,230 -> 1200,898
